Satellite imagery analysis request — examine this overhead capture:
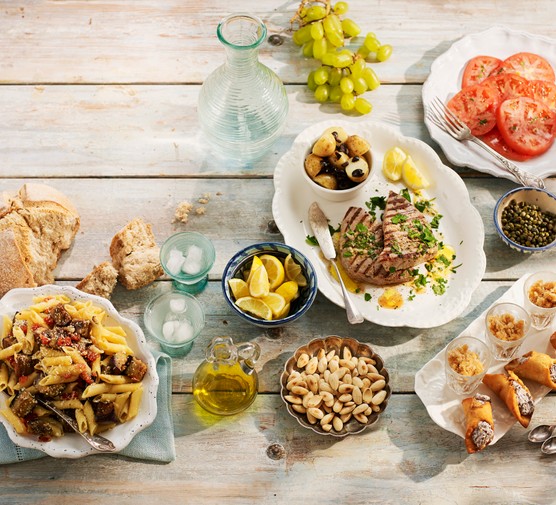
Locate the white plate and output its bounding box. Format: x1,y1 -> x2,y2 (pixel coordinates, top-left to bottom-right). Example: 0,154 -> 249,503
272,120 -> 486,328
415,274 -> 556,445
0,285 -> 159,458
423,25 -> 556,182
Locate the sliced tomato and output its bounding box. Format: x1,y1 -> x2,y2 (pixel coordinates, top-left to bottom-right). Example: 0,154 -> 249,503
497,97 -> 556,156
480,127 -> 533,162
462,55 -> 502,88
493,52 -> 556,82
528,79 -> 556,113
447,83 -> 499,136
482,73 -> 531,101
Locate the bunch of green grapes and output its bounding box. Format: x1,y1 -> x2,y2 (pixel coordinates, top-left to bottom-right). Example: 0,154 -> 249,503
291,0 -> 392,115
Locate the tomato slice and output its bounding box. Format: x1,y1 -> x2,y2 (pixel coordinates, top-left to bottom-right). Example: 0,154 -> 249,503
493,52 -> 556,82
462,56 -> 502,88
482,73 -> 531,101
480,127 -> 533,162
447,84 -> 499,136
528,79 -> 556,113
497,97 -> 556,156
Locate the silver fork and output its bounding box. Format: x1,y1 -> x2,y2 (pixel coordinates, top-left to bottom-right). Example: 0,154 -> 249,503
426,97 -> 546,189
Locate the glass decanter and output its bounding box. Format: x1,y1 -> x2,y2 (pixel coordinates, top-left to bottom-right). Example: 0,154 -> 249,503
198,13 -> 289,162
192,336 -> 260,416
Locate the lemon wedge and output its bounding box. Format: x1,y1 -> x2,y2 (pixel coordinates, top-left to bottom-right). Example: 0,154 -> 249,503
382,146 -> 407,182
235,296 -> 273,320
259,254 -> 286,290
277,302 -> 291,318
284,254 -> 307,287
401,155 -> 430,190
249,265 -> 270,298
228,278 -> 250,300
246,255 -> 264,283
261,292 -> 287,318
274,280 -> 299,303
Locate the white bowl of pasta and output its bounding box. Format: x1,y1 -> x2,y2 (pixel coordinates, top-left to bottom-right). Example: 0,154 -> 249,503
0,285 -> 158,458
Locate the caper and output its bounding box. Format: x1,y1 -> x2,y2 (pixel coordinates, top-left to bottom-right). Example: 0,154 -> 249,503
500,200 -> 556,248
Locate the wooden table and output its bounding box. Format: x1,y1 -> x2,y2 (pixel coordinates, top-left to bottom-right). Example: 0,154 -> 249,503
1,1 -> 556,503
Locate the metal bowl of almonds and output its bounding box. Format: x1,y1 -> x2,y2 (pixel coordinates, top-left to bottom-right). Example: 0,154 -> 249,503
280,335 -> 391,437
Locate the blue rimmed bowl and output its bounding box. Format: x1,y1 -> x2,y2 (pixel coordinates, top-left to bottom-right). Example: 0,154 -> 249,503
494,186 -> 556,253
222,242 -> 317,327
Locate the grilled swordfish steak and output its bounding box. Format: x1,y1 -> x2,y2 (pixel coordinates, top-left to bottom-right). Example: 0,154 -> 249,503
339,191 -> 438,286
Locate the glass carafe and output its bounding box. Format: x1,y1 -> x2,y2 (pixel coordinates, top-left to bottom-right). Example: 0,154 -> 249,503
193,336 -> 260,416
197,13 -> 289,162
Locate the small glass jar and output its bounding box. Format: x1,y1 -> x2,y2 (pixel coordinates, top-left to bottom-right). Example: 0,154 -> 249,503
445,336 -> 492,395
485,302 -> 531,361
144,290 -> 205,357
160,232 -> 216,294
523,271 -> 556,330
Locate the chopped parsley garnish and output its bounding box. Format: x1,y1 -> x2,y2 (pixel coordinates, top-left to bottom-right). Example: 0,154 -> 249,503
364,293 -> 372,302
432,278 -> 447,295
391,213 -> 408,224
389,266 -> 396,273
451,263 -> 462,273
366,196 -> 386,210
437,254 -> 451,267
430,214 -> 443,229
355,222 -> 368,233
414,273 -> 428,288
401,188 -> 411,202
306,235 -> 318,246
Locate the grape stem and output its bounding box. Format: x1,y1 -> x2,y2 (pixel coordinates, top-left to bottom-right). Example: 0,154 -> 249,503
290,0 -> 332,27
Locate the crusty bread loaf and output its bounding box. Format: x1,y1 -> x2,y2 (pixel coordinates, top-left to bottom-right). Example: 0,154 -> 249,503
76,262 -> 119,299
0,229 -> 37,297
110,218 -> 163,290
0,183 -> 79,295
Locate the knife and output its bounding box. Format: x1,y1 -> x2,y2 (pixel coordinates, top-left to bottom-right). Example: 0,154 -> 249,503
308,202 -> 364,325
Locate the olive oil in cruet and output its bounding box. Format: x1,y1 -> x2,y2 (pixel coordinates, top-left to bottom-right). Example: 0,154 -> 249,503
193,336 -> 260,416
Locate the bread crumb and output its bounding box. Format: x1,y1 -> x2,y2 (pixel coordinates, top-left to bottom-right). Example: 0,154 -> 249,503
174,201 -> 193,224
448,344 -> 484,376
195,207 -> 206,216
198,193 -> 210,205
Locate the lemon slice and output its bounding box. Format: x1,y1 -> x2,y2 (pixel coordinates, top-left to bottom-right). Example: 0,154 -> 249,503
277,302 -> 291,318
274,280 -> 299,303
249,265 -> 270,298
259,254 -> 285,290
382,146 -> 407,182
284,254 -> 307,287
261,292 -> 287,318
228,278 -> 250,300
235,296 -> 273,320
401,155 -> 430,190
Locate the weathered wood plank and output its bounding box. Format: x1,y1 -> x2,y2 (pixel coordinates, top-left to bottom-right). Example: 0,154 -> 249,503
1,0 -> 555,84
2,394 -> 555,505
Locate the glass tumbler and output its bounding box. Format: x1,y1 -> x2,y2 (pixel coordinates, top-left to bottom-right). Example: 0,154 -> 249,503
523,271 -> 556,330
144,290 -> 205,357
445,336 -> 492,395
485,302 -> 531,360
160,232 -> 216,294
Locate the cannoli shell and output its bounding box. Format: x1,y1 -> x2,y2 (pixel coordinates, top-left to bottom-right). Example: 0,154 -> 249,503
482,371 -> 533,428
462,395 -> 494,454
550,331 -> 556,351
505,351 -> 556,389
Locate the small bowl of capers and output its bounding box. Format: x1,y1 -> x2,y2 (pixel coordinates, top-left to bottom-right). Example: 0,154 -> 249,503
494,186 -> 556,253
303,125 -> 373,202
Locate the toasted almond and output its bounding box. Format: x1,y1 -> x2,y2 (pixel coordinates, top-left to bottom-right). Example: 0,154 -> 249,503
296,353 -> 310,369
339,404 -> 356,415
328,360 -> 339,373
338,383 -> 355,394
326,349 -> 336,361
306,411 -> 318,425
364,406 -> 373,416
352,386 -> 363,404
357,360 -> 368,376
363,387 -> 373,403
284,395 -> 302,405
371,379 -> 386,392
343,373 -> 353,385
291,385 -> 309,396
362,378 -> 371,389
306,375 -> 319,394
352,377 -> 364,388
308,407 -> 324,420
336,367 -> 349,380
371,390 -> 387,405
354,413 -> 368,424
322,423 -> 333,432
340,412 -> 352,423
371,404 -> 381,413
332,399 -> 343,413
321,412 -> 335,425
318,356 -> 328,373
339,358 -> 356,371
338,393 -> 352,403
305,356 -> 318,375
353,403 -> 369,416
367,365 -> 379,375
302,391 -> 314,409
328,372 -> 340,391
319,380 -> 333,394
292,404 -> 307,414
342,346 -> 352,361
307,395 -> 323,409
333,416 -> 344,432
317,348 -> 326,360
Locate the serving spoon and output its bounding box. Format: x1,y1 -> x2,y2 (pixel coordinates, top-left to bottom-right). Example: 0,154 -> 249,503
37,398 -> 117,452
541,436 -> 556,455
527,424 -> 556,443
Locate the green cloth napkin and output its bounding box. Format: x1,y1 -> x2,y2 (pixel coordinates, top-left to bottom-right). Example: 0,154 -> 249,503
0,351 -> 175,464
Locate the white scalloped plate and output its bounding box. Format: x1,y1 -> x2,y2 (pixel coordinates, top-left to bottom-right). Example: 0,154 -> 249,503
0,285 -> 158,458
272,120 -> 486,328
423,25 -> 556,182
415,274 -> 556,445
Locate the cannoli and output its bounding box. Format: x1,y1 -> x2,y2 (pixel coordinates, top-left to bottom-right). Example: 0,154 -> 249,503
550,331 -> 556,350
482,371 -> 534,428
505,351 -> 556,389
462,394 -> 494,453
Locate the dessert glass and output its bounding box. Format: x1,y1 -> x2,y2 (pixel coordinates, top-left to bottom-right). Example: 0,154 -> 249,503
523,271 -> 556,330
485,302 -> 531,360
445,336 -> 492,395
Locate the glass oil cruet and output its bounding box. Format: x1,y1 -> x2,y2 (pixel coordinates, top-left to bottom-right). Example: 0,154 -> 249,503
193,336 -> 260,416
197,13 -> 289,162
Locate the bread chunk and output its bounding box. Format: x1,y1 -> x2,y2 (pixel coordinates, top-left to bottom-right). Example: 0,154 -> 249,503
109,218 -> 163,290
76,262 -> 119,299
0,229 -> 36,297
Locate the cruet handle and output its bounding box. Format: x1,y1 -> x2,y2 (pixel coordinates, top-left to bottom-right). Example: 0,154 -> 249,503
237,342 -> 260,373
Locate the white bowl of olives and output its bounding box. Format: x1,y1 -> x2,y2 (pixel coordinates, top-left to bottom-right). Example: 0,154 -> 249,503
303,126 -> 373,202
